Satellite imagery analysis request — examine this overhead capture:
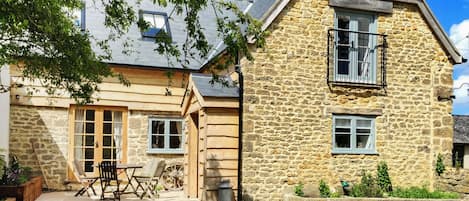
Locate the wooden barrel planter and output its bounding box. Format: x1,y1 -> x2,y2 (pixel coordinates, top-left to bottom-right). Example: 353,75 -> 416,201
0,176 -> 43,201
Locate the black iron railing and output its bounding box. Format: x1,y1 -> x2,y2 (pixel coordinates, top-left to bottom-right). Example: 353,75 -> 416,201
327,29 -> 387,88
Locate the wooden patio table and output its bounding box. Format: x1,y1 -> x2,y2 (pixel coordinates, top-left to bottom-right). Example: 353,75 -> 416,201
116,164 -> 144,195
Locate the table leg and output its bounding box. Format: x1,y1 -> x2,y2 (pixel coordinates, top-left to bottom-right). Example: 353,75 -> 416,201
120,168 -> 138,194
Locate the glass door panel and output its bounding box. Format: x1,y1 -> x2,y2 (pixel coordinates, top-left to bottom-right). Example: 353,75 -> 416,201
101,110 -> 123,163
73,109 -> 96,174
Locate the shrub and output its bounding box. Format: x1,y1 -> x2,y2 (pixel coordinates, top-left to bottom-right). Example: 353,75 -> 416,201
436,153 -> 445,176
319,180 -> 331,198
377,161 -> 392,192
390,186 -> 459,199
0,155 -> 32,185
351,171 -> 383,198
294,183 -> 304,197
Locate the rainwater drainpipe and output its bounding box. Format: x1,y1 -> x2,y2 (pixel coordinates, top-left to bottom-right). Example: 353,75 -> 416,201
235,53 -> 244,201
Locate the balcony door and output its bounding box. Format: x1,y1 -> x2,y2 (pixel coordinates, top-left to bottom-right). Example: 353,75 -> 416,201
335,11 -> 377,84
69,106 -> 128,177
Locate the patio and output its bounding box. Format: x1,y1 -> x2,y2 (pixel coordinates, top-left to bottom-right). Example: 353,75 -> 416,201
36,190 -> 196,201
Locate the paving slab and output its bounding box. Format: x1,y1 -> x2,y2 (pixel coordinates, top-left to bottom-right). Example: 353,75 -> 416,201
36,190 -> 196,201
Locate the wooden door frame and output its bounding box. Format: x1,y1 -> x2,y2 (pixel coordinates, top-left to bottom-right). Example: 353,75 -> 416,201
187,112 -> 199,198
67,105 -> 128,180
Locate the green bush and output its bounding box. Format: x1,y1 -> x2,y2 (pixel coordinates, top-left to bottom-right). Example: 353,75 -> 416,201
377,161 -> 392,192
390,186 -> 459,199
319,180 -> 331,198
351,171 -> 383,198
436,153 -> 446,176
294,183 -> 304,197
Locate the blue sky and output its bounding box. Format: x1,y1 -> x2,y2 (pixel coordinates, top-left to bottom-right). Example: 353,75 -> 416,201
427,0 -> 469,114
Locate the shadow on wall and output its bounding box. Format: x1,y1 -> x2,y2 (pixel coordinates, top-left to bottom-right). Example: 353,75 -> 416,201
204,154 -> 241,201
9,105 -> 69,190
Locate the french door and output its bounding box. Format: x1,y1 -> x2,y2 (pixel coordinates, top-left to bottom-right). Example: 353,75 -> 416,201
69,106 -> 127,177
335,11 -> 377,84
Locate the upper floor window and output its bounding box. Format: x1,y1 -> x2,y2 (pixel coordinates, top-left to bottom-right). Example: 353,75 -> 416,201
140,11 -> 171,38
148,118 -> 184,154
332,115 -> 376,154
333,11 -> 377,84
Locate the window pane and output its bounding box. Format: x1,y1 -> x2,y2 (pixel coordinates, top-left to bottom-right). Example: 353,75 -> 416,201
86,110 -> 95,121
85,123 -> 94,133
356,128 -> 371,134
103,136 -> 112,147
103,123 -> 112,134
114,112 -> 122,123
75,122 -> 84,134
356,135 -> 370,148
335,128 -> 351,133
103,148 -> 111,159
335,134 -> 351,148
151,135 -> 165,149
336,119 -> 351,127
75,109 -> 84,121
357,119 -> 372,127
84,161 -> 93,172
337,15 -> 350,30
338,46 -> 349,60
170,121 -> 182,134
85,148 -> 94,159
104,110 -> 112,121
152,121 -> 165,134
338,61 -> 349,75
170,135 -> 182,149
85,136 -> 94,146
75,148 -> 83,160
74,135 -> 83,146
357,16 -> 371,32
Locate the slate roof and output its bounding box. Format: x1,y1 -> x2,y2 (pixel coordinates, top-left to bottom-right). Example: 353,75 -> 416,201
454,115 -> 469,144
85,0 -> 277,70
191,73 -> 239,98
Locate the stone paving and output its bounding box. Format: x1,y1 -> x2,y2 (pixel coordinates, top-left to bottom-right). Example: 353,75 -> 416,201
36,190 -> 196,201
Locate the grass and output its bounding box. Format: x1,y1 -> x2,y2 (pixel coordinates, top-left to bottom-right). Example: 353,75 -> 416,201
390,186 -> 460,199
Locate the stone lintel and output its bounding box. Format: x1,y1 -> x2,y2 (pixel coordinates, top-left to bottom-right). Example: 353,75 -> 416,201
326,107 -> 383,116
329,0 -> 393,14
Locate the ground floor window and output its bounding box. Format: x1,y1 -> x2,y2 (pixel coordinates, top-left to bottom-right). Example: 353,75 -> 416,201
69,106 -> 128,176
332,115 -> 376,154
148,118 -> 184,154
453,144 -> 464,168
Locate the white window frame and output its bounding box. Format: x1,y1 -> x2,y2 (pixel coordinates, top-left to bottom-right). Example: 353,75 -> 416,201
334,10 -> 377,84
148,118 -> 184,154
332,115 -> 377,154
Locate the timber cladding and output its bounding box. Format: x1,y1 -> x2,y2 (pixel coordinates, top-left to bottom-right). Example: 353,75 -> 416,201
239,0 -> 454,200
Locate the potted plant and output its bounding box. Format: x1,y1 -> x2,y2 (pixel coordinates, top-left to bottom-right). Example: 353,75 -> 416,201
0,155 -> 42,201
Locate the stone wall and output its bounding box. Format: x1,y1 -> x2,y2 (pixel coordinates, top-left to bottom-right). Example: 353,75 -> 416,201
9,105 -> 69,190
240,0 -> 454,200
9,106 -> 184,190
436,168 -> 469,196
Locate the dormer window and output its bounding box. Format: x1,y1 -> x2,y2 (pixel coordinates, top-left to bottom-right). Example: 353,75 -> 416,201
140,11 -> 171,38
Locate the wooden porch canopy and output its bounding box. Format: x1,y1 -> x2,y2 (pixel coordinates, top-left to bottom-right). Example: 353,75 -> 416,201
181,73 -> 240,201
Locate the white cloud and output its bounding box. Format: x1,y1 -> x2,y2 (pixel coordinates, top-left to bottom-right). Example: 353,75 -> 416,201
453,74 -> 469,104
450,19 -> 469,68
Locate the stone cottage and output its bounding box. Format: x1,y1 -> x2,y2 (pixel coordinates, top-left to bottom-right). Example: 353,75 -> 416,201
1,0 -> 465,201
235,0 -> 463,200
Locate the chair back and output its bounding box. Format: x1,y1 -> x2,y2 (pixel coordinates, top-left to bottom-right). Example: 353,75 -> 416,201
98,161 -> 118,184
154,159 -> 166,179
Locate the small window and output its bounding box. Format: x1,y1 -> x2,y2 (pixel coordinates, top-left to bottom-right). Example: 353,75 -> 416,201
334,11 -> 377,84
453,144 -> 464,168
332,115 -> 376,154
72,6 -> 86,31
140,11 -> 171,38
148,118 -> 184,154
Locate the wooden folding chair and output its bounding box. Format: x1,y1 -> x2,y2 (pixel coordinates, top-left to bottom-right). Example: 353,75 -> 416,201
133,159 -> 166,199
73,160 -> 98,197
98,161 -> 121,200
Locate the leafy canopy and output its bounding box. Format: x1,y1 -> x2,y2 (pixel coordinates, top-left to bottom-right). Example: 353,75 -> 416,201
0,0 -> 266,104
